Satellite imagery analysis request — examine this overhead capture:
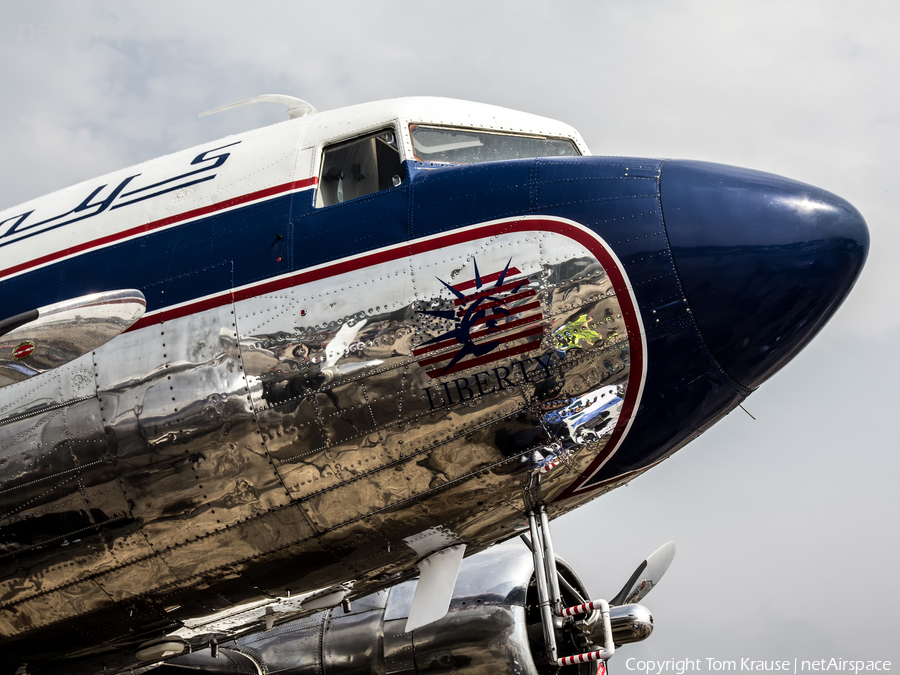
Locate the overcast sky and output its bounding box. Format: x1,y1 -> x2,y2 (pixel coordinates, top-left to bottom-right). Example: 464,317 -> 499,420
1,1 -> 897,669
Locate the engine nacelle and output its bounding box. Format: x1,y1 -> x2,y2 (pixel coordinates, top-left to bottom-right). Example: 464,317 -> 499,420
162,540 -> 653,675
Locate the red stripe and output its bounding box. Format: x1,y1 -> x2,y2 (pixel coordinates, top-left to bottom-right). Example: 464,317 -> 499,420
471,301 -> 541,327
412,312 -> 544,357
453,277 -> 530,306
126,292 -> 234,330
450,267 -> 520,291
0,177 -> 317,281
135,259 -> 537,333
416,324 -> 544,368
412,339 -> 456,357
128,226 -> 417,331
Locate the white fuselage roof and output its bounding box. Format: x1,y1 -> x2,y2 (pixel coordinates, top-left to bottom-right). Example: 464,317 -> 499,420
0,97 -> 589,282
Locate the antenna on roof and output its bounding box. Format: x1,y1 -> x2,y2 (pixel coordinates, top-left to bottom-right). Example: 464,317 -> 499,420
199,95 -> 317,120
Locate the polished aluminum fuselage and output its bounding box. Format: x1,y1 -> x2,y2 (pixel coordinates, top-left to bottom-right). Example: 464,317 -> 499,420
0,215 -> 639,643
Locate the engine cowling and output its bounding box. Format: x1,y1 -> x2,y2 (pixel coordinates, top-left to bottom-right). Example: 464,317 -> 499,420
161,540 -> 653,675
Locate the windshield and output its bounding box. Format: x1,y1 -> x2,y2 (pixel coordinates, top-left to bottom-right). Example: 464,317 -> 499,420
409,125 -> 580,164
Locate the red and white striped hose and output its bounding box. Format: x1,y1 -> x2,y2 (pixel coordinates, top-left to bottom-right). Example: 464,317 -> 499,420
559,598 -> 605,618
555,598 -> 614,666
558,651 -> 609,667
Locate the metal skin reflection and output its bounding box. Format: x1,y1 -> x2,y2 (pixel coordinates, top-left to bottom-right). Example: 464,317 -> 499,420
0,97 -> 868,674
0,218 -> 641,671
165,539 -> 654,675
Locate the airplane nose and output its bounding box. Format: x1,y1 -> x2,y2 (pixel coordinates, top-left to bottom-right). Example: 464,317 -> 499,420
659,160 -> 869,390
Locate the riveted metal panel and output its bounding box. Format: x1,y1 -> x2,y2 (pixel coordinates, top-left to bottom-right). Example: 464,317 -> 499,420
315,517 -> 404,577
0,353 -> 96,424
316,381 -> 378,450
243,612 -> 326,675
232,535 -> 354,599
257,397 -> 328,465
0,393 -> 140,619
412,605 -> 537,675
92,549 -> 178,602
159,503 -> 316,581
322,603 -> 386,675
0,578 -> 110,636
98,292 -> 291,556
383,617 -> 415,675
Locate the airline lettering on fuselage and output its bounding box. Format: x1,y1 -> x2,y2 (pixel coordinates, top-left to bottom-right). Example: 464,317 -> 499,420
421,352 -> 557,410
415,257 -> 555,410
0,141 -> 241,246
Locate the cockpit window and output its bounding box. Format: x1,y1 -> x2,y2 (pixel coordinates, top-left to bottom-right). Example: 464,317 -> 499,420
409,125 -> 580,164
316,128 -> 403,207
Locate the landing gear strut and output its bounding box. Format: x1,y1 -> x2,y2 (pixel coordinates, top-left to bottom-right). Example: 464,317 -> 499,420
525,478 -> 615,669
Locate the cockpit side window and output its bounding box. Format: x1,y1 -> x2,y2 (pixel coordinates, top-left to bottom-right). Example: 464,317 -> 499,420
409,125 -> 580,164
316,128 -> 402,208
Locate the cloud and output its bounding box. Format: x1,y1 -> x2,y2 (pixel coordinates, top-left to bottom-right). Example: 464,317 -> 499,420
0,0 -> 897,665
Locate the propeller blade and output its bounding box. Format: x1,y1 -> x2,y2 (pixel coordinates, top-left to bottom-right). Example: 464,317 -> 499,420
609,541 -> 675,606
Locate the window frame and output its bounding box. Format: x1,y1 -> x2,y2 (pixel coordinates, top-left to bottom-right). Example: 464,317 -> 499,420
407,123 -> 582,165
314,123 -> 405,209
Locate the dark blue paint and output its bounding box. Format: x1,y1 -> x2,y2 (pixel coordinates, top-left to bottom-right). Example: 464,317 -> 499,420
293,177 -> 409,267
407,159 -> 532,236
659,160 -> 869,389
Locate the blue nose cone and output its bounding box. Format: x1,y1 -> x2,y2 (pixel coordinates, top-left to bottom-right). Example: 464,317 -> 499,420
660,160 -> 869,390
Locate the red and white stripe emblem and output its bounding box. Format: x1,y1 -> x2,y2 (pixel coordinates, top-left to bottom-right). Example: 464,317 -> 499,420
12,341 -> 35,360
413,261 -> 544,378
